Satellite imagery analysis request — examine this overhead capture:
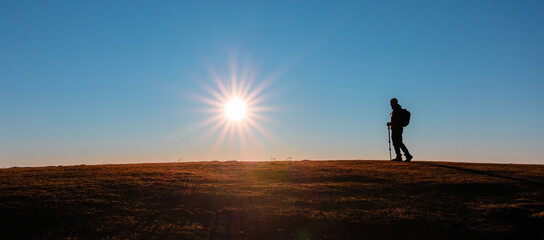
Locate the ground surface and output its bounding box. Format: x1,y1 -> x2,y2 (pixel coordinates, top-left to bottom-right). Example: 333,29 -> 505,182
1,160 -> 543,239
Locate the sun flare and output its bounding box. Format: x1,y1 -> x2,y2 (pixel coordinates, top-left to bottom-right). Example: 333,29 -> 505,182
189,60 -> 281,159
225,98 -> 247,121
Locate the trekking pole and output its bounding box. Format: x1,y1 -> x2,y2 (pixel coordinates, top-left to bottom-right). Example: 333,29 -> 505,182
387,125 -> 392,161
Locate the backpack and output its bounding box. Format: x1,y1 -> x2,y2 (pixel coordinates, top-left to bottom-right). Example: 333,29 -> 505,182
400,108 -> 411,127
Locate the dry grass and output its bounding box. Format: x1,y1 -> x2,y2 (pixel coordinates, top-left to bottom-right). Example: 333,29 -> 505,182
1,160 -> 543,239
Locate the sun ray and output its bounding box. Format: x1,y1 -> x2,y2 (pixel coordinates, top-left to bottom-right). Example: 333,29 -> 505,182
210,120 -> 231,155
246,112 -> 273,124
198,108 -> 224,114
247,105 -> 279,113
193,113 -> 224,130
193,116 -> 227,148
245,75 -> 275,103
246,93 -> 275,107
201,84 -> 228,105
187,92 -> 224,109
245,117 -> 272,140
207,65 -> 230,101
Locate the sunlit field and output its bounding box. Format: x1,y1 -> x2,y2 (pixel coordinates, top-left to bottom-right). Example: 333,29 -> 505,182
1,160 -> 543,239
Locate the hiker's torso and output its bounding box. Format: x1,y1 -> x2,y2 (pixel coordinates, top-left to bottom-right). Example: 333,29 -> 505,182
390,106 -> 404,129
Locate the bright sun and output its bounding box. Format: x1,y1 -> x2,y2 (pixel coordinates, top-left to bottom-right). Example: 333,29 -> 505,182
190,60 -> 279,159
225,98 -> 247,121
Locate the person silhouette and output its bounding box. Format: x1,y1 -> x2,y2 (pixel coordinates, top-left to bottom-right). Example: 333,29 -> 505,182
387,98 -> 413,162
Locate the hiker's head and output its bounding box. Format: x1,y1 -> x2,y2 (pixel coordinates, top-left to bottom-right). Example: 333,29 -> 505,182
390,98 -> 399,108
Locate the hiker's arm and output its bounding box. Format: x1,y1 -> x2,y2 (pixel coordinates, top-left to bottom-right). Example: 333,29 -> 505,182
387,121 -> 402,127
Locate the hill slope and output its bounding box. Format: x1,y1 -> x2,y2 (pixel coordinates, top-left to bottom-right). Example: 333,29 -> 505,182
1,160 -> 543,239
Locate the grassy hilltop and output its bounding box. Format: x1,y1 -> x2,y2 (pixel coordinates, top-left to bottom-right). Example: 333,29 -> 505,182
1,160 -> 543,239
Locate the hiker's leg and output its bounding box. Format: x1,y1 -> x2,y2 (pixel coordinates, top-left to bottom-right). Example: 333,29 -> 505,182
397,129 -> 412,157
400,144 -> 410,156
391,128 -> 402,158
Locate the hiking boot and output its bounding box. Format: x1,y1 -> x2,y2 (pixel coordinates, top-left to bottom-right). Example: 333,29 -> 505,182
391,156 -> 402,162
404,154 -> 413,162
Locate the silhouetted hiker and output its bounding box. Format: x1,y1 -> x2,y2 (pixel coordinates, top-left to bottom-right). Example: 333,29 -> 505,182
387,98 -> 413,162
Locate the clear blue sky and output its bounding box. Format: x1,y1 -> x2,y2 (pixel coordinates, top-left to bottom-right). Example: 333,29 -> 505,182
1,0 -> 543,166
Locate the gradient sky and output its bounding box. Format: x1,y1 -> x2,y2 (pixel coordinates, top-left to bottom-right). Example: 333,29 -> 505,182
1,0 -> 543,167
